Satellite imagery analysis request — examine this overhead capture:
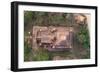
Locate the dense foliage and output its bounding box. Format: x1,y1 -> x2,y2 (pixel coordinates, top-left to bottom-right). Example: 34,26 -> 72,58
24,11 -> 74,31
24,41 -> 33,61
32,48 -> 50,61
77,25 -> 90,49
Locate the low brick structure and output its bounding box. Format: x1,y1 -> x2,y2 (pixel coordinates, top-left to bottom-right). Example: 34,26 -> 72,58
32,26 -> 74,51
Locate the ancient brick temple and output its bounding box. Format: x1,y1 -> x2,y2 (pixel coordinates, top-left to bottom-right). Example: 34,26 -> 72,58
32,26 -> 74,51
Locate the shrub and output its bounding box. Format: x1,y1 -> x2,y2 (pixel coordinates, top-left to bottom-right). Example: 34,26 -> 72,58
33,48 -> 50,61
24,41 -> 33,61
77,25 -> 90,49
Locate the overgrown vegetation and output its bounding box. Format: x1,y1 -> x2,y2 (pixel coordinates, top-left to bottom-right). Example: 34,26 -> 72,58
24,11 -> 90,61
32,48 -> 50,61
24,41 -> 33,61
24,11 -> 74,32
24,42 -> 50,61
76,25 -> 90,49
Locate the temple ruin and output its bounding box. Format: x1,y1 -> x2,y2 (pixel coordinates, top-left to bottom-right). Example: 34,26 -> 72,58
32,26 -> 74,51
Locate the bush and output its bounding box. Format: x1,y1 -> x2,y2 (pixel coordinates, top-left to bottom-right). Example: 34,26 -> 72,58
24,41 -> 33,61
77,25 -> 90,49
33,48 -> 50,61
